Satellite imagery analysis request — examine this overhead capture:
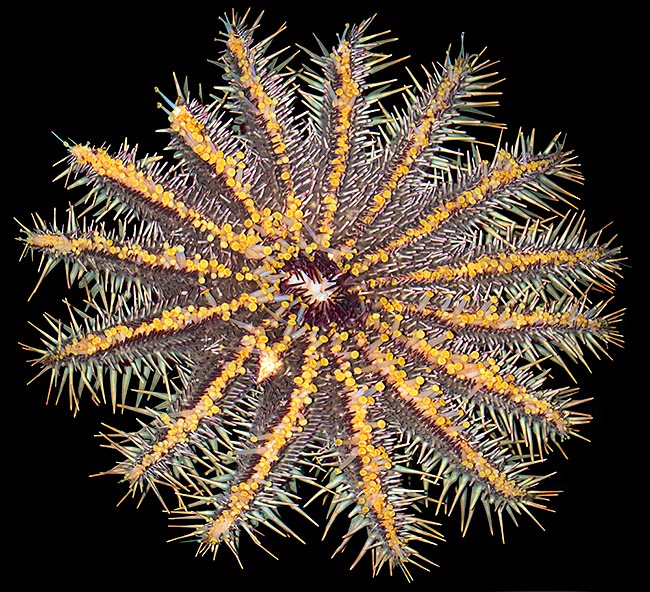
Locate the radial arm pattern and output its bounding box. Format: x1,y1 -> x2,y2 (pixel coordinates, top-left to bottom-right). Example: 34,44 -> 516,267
18,11 -> 622,581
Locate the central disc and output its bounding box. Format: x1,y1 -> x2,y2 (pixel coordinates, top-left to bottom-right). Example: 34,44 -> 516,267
281,251 -> 363,330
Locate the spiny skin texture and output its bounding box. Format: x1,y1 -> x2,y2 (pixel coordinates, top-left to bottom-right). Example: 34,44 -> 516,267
18,12 -> 623,581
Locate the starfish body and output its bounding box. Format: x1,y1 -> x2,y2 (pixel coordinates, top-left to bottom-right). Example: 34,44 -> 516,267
19,12 -> 622,580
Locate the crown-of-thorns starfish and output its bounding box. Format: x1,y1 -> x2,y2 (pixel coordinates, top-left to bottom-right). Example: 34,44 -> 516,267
18,10 -> 623,581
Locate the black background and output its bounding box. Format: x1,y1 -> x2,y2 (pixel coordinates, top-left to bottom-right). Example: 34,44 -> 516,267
7,2 -> 645,591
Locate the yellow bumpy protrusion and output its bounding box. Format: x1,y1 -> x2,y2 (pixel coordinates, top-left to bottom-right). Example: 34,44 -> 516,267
53,293 -> 260,361
398,326 -> 567,431
350,60 -> 469,242
170,105 -> 280,241
368,246 -> 606,288
364,316 -> 525,499
317,41 -> 360,244
71,145 -> 263,258
333,353 -> 404,552
226,34 -> 304,244
353,152 -> 556,276
204,331 -> 322,544
28,232 -> 233,285
128,332 -> 260,480
379,296 -> 602,333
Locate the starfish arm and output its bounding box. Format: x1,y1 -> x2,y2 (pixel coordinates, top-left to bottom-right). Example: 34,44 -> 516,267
218,13 -> 304,240
355,320 -> 555,540
25,293 -> 262,411
344,48 -> 501,245
380,295 -> 623,369
353,140 -> 580,276
178,331 -> 323,560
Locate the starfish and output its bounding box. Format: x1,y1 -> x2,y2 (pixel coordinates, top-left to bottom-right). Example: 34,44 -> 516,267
18,11 -> 622,580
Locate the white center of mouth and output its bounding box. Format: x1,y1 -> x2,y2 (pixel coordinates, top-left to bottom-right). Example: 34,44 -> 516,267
287,271 -> 337,304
